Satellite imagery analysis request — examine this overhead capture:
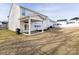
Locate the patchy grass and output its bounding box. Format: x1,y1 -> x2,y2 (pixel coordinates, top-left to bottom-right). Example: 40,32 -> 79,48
0,29 -> 16,39
0,28 -> 79,54
0,29 -> 17,43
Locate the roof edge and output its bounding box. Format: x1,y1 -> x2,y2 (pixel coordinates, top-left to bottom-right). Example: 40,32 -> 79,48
19,5 -> 48,17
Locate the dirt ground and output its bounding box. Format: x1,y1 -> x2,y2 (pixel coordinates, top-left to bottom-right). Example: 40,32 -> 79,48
0,28 -> 79,55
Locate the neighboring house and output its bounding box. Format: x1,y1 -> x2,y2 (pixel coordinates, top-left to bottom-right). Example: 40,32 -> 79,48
66,17 -> 79,28
2,21 -> 8,28
0,21 -> 8,29
0,21 -> 2,26
8,4 -> 55,35
68,17 -> 79,23
0,21 -> 3,29
56,17 -> 79,28
56,19 -> 67,28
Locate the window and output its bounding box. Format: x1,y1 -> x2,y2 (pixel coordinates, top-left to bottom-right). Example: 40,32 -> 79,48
35,25 -> 41,27
57,24 -> 61,25
22,12 -> 26,16
21,8 -> 26,16
24,24 -> 27,30
67,22 -> 75,24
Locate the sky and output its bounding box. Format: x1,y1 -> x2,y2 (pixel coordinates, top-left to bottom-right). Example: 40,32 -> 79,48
1,3 -> 79,21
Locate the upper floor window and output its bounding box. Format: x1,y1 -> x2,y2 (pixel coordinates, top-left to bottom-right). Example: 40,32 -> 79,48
21,8 -> 26,16
34,25 -> 41,27
22,12 -> 26,16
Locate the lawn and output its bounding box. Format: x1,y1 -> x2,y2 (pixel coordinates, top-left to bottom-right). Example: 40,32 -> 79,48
0,29 -> 17,43
0,28 -> 79,55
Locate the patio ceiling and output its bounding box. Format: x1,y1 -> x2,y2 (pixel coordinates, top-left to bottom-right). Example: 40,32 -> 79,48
19,15 -> 44,22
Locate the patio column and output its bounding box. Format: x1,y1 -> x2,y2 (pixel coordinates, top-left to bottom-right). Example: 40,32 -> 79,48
28,17 -> 31,35
42,20 -> 44,32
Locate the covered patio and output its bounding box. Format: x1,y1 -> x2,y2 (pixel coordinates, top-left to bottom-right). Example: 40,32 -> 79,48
19,15 -> 45,35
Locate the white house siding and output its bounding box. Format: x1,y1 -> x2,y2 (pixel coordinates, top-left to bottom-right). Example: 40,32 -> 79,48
31,19 -> 55,31
30,19 -> 54,31
8,4 -> 21,31
31,22 -> 37,31
56,21 -> 67,28
31,21 -> 45,31
20,8 -> 30,17
8,4 -> 15,31
57,21 -> 67,25
20,7 -> 41,18
43,20 -> 48,29
77,20 -> 79,23
56,21 -> 79,28
64,20 -> 79,28
64,23 -> 79,28
47,20 -> 54,27
32,21 -> 42,30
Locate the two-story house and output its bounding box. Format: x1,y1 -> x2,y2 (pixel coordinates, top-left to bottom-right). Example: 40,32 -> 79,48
8,4 -> 55,35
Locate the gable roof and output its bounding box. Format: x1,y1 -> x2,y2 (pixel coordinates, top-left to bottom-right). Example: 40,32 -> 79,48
20,5 -> 47,18
70,17 -> 79,20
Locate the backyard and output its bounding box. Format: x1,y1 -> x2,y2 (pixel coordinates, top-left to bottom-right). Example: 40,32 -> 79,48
0,28 -> 79,55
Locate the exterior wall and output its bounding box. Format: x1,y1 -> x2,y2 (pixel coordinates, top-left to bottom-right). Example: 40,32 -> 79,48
31,22 -> 37,31
20,7 -> 40,18
8,4 -> 21,31
56,20 -> 79,28
77,20 -> 79,23
20,8 -> 43,21
32,19 -> 54,31
56,21 -> 67,28
69,20 -> 79,23
32,21 -> 42,30
64,20 -> 79,28
57,21 -> 67,25
65,23 -> 79,28
47,20 -> 54,27
31,19 -> 55,31
43,20 -> 49,29
69,20 -> 77,23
